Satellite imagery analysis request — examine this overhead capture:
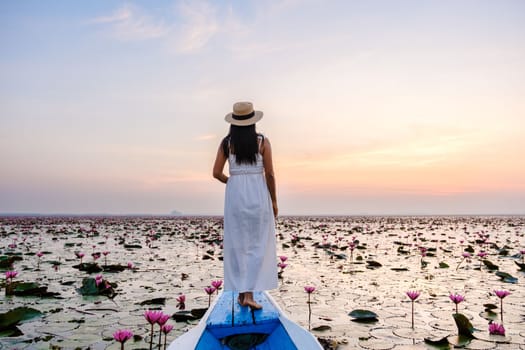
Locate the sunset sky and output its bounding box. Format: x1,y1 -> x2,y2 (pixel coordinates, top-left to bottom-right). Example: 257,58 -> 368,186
1,0 -> 524,215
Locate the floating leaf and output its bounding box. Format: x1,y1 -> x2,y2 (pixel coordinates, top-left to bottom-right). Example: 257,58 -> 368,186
482,260 -> 499,271
0,307 -> 43,331
495,271 -> 518,283
424,336 -> 450,349
439,262 -> 449,268
348,309 -> 378,322
483,303 -> 498,310
366,261 -> 382,268
453,313 -> 475,338
390,267 -> 408,271
312,325 -> 331,331
139,298 -> 166,306
514,261 -> 525,270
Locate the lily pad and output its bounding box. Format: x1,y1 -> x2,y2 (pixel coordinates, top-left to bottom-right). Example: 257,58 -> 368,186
514,261 -> 525,270
349,309 -> 379,322
453,313 -> 475,338
77,277 -> 116,297
424,336 -> 450,349
366,261 -> 382,268
438,262 -> 449,268
73,262 -> 103,273
139,297 -> 166,306
312,325 -> 331,331
8,281 -> 60,298
495,271 -> 518,283
482,260 -> 499,271
0,307 -> 43,331
102,264 -> 128,272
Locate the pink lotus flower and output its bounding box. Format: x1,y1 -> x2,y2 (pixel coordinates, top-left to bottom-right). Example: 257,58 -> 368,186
461,252 -> 471,258
157,313 -> 170,326
144,310 -> 163,324
161,324 -> 174,350
449,293 -> 465,314
127,261 -> 134,269
304,286 -> 316,294
211,280 -> 223,294
113,329 -> 133,344
488,322 -> 505,336
205,286 -> 216,307
278,262 -> 288,269
36,251 -> 43,258
155,313 -> 171,347
103,251 -> 110,256
279,255 -> 288,262
144,310 -> 163,350
5,270 -> 18,280
95,275 -> 104,287
494,290 -> 510,299
406,290 -> 420,329
176,294 -> 186,310
406,290 -> 420,301
76,252 -> 85,264
161,324 -> 173,334
477,251 -> 488,258
449,293 -> 465,304
494,290 -> 510,323
304,285 -> 316,330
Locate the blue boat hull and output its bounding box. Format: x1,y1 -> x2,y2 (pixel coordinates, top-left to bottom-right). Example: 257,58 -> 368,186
168,291 -> 323,350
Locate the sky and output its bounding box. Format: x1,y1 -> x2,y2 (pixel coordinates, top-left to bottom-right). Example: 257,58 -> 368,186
1,0 -> 524,216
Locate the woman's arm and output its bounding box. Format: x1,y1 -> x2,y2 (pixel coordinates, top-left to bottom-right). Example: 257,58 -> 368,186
213,144 -> 228,184
262,138 -> 278,217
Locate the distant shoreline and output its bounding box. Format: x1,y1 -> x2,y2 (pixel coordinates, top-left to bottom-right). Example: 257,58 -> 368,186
1,213 -> 524,218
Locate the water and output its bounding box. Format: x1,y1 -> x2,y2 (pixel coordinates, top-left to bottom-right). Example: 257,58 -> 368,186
0,215 -> 524,349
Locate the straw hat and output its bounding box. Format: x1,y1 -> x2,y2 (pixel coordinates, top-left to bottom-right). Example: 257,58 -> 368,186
225,101 -> 263,126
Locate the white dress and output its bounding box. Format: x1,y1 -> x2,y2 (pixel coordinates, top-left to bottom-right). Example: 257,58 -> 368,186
223,138 -> 278,292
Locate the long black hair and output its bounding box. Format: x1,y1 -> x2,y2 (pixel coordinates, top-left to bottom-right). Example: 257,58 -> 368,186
221,124 -> 262,165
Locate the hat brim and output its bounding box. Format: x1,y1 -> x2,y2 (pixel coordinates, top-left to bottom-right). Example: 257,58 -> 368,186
224,111 -> 263,126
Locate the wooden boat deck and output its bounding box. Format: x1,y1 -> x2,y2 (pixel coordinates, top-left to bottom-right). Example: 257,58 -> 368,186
206,291 -> 281,338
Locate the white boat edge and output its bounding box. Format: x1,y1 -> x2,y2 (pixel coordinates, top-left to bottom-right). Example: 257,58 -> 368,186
167,291 -> 324,350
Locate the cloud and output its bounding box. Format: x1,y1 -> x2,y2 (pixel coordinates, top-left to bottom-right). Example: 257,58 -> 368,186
173,1 -> 220,53
89,4 -> 168,41
194,134 -> 217,141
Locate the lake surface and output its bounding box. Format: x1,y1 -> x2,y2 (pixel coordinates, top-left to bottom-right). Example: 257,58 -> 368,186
0,215 -> 524,349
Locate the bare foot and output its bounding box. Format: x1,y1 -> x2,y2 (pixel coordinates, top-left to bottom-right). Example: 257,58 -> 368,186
244,292 -> 262,310
243,298 -> 262,310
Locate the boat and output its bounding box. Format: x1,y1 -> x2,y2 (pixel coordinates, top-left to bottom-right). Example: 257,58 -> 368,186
168,290 -> 324,350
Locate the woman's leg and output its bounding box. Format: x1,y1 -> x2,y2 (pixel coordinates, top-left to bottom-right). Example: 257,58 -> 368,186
238,292 -> 245,306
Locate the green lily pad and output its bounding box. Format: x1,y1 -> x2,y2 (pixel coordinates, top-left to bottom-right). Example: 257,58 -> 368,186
495,271 -> 518,283
312,325 -> 331,331
348,309 -> 379,321
0,307 -> 43,331
366,261 -> 382,268
7,281 -> 60,298
77,277 -> 116,297
453,313 -> 475,338
139,297 -> 166,306
424,336 -> 450,349
514,261 -> 525,270
439,262 -> 449,268
482,260 -> 499,270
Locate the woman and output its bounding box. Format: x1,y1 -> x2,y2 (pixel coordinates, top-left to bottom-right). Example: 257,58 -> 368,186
213,101 -> 278,309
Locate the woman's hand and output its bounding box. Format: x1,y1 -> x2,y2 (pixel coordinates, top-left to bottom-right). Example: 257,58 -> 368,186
272,201 -> 278,218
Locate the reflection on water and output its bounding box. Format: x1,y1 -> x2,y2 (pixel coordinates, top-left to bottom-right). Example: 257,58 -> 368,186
0,215 -> 524,349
